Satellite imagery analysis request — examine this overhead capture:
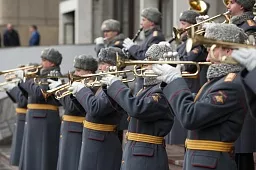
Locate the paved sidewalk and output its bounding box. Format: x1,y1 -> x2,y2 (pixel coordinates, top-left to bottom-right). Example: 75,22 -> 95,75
0,144 -> 256,170
0,145 -> 17,170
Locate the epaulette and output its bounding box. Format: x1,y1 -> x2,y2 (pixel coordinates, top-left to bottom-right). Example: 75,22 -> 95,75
224,73 -> 237,82
114,41 -> 120,45
153,31 -> 158,37
247,20 -> 256,26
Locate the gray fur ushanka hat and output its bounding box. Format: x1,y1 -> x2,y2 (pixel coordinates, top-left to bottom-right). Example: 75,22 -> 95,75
141,7 -> 162,25
236,0 -> 255,11
145,42 -> 172,61
101,19 -> 120,32
73,55 -> 98,72
204,23 -> 247,43
179,10 -> 200,24
41,48 -> 62,66
98,47 -> 125,65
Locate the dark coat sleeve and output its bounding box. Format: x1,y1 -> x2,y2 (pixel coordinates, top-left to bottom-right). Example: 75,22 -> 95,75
15,31 -> 20,46
241,68 -> 256,95
107,80 -> 172,121
3,31 -> 9,46
181,45 -> 207,73
75,87 -> 117,117
58,94 -> 85,113
6,86 -> 28,108
240,68 -> 256,120
128,35 -> 165,60
18,79 -> 45,99
162,78 -> 247,130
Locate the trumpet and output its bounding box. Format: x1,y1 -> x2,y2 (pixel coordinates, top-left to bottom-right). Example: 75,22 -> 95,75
172,11 -> 230,41
186,34 -> 256,64
0,65 -> 42,76
186,34 -> 256,52
69,68 -> 135,83
171,0 -> 230,43
0,79 -> 21,89
45,68 -> 136,99
116,55 -> 211,78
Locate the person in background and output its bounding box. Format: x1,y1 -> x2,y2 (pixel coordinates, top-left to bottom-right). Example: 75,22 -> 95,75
94,19 -> 125,55
3,23 -> 20,47
29,25 -> 40,46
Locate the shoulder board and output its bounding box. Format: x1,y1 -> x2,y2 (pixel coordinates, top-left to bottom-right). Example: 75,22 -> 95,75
114,41 -> 120,45
247,20 -> 256,26
224,73 -> 237,82
153,31 -> 158,37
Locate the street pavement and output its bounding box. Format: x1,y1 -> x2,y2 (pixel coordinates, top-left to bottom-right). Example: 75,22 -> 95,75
0,144 -> 256,170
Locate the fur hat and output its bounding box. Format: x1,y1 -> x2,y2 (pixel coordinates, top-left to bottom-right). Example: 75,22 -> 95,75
236,0 -> 255,11
180,10 -> 200,24
141,7 -> 162,25
101,19 -> 120,32
41,48 -> 62,66
145,42 -> 172,61
204,23 -> 247,43
73,55 -> 98,73
98,47 -> 125,65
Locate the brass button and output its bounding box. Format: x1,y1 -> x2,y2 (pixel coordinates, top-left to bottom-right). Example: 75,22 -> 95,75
122,160 -> 125,164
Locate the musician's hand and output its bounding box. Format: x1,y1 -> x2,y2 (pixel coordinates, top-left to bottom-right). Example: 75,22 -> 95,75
232,48 -> 256,71
48,70 -> 60,77
68,82 -> 85,96
100,74 -> 122,87
123,38 -> 135,50
94,37 -> 104,45
152,64 -> 182,84
47,79 -> 62,90
14,70 -> 24,81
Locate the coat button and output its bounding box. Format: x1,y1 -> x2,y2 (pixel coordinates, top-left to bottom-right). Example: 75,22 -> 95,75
122,160 -> 125,164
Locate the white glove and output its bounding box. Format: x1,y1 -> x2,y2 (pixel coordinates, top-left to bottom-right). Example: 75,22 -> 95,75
232,48 -> 256,71
48,70 -> 60,77
123,38 -> 135,50
14,70 -> 24,81
152,64 -> 182,84
94,37 -> 104,45
68,81 -> 85,96
100,74 -> 122,87
0,81 -> 17,92
47,79 -> 62,90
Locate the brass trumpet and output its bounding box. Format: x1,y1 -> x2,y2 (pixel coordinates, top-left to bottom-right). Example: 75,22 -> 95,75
172,11 -> 230,41
186,34 -> 256,64
0,65 -> 42,76
186,34 -> 256,52
46,68 -> 136,99
116,55 -> 211,78
0,79 -> 21,89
